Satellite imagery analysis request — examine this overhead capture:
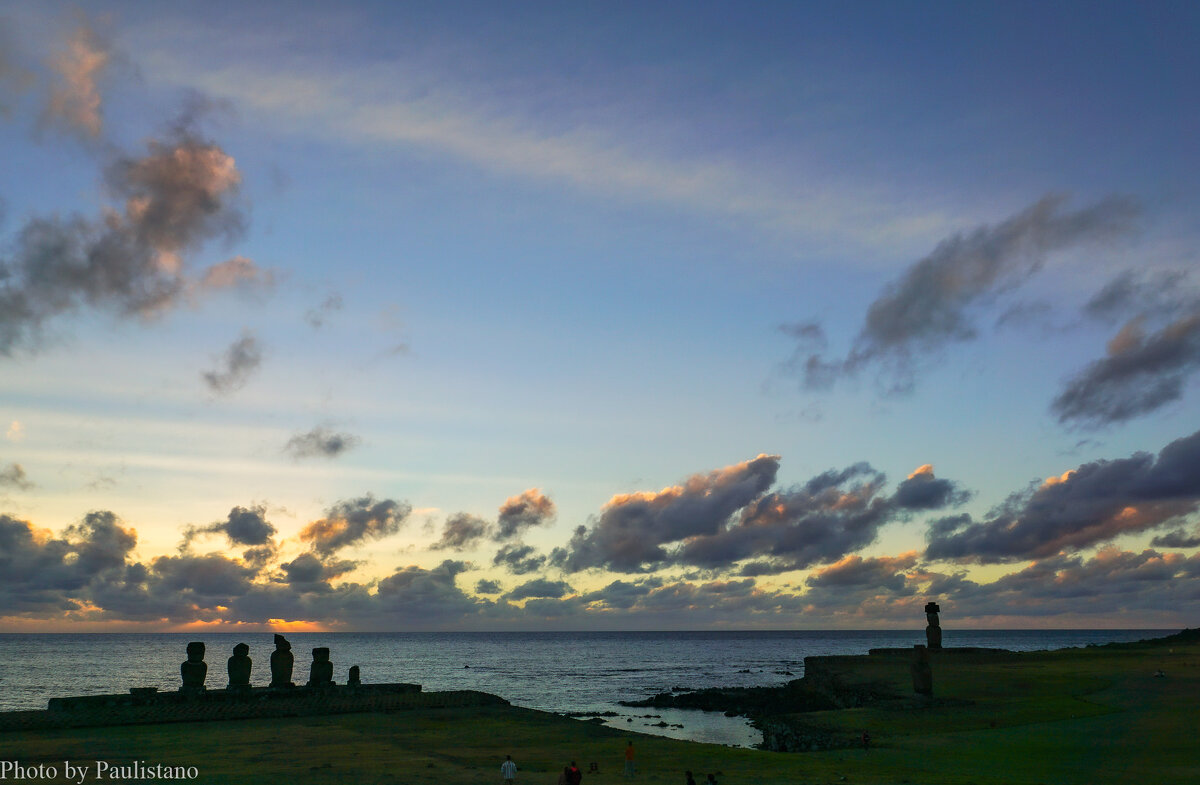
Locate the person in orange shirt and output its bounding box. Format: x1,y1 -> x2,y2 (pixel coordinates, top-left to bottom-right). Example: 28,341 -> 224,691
624,740 -> 635,777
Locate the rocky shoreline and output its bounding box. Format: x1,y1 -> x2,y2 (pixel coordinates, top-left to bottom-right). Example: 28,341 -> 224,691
621,647 -> 1015,751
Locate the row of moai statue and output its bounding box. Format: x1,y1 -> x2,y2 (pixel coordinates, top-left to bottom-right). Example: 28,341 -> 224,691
180,635 -> 361,693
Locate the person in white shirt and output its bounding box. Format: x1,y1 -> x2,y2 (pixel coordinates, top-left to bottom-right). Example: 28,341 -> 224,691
501,754 -> 518,784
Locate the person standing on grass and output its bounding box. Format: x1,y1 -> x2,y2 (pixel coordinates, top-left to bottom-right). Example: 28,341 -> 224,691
624,740 -> 636,777
501,754 -> 517,784
567,761 -> 582,785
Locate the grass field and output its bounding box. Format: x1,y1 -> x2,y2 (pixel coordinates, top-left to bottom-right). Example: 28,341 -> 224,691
0,634 -> 1195,784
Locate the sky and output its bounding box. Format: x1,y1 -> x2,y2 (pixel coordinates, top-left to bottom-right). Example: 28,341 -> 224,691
1,1 -> 1198,631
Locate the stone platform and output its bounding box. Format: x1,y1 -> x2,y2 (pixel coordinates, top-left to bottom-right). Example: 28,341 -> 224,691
0,684 -> 508,732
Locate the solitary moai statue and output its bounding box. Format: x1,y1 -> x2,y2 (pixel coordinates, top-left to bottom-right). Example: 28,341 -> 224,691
180,641 -> 207,694
308,647 -> 334,687
227,643 -> 252,690
925,601 -> 942,650
348,665 -> 361,687
911,644 -> 933,696
269,634 -> 295,688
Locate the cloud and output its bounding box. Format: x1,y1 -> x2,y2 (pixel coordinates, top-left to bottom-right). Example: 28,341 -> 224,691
151,551 -> 257,598
495,488 -> 556,540
1084,269 -> 1197,324
492,543 -> 547,574
577,578 -> 663,610
673,462 -> 896,573
0,463 -> 32,490
143,46 -> 967,259
556,455 -> 932,575
0,121 -> 249,356
505,578 -> 573,601
199,255 -> 274,291
202,332 -> 262,394
1052,311 -> 1200,427
370,559 -> 479,625
5,421 -> 22,442
557,454 -> 780,572
787,195 -> 1140,392
305,293 -> 343,328
926,427 -> 1200,563
933,548 -> 1200,622
0,511 -> 136,614
805,552 -> 919,592
299,495 -> 411,555
432,512 -> 490,550
184,504 -> 276,548
0,21 -> 34,118
283,426 -> 361,460
1150,528 -> 1200,549
891,465 -> 971,511
474,578 -> 501,595
279,552 -> 357,590
43,20 -> 111,138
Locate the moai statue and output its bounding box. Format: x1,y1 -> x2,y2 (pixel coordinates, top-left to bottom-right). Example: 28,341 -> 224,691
227,643 -> 252,691
308,647 -> 334,687
180,641 -> 207,694
925,601 -> 942,650
348,665 -> 361,687
911,644 -> 933,696
269,634 -> 295,688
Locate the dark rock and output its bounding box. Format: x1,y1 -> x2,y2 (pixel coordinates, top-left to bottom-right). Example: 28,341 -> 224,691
619,680 -> 837,716
755,717 -> 845,752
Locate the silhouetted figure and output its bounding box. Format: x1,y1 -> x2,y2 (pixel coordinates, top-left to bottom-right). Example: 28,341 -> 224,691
348,665 -> 361,687
308,647 -> 334,687
925,601 -> 942,649
861,730 -> 870,750
227,643 -> 252,690
911,644 -> 933,696
685,772 -> 697,785
269,634 -> 295,688
180,641 -> 207,694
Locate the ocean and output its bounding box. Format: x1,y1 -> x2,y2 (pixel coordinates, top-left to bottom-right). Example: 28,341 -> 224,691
0,629 -> 1171,746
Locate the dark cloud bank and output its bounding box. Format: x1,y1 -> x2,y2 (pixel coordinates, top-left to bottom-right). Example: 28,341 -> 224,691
926,427 -> 1200,563
552,455 -> 966,576
2,433 -> 1199,628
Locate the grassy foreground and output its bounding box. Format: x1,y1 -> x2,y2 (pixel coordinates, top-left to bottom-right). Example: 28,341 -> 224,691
1,634 -> 1195,785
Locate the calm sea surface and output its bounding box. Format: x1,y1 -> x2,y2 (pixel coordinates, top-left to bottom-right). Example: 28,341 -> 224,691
0,629 -> 1171,746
